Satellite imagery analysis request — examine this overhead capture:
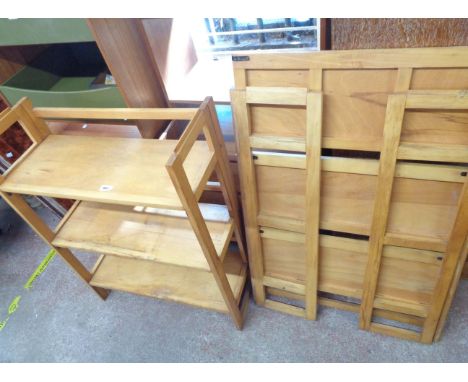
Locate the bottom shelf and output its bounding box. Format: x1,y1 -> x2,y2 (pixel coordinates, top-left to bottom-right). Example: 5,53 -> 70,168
90,248 -> 247,313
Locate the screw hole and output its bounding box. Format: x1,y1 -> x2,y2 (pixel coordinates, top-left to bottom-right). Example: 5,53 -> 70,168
259,229 -> 264,233
252,155 -> 258,160
461,171 -> 467,177
437,256 -> 443,261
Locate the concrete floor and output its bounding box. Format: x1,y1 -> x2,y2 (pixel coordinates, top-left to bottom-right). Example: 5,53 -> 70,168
0,206 -> 467,362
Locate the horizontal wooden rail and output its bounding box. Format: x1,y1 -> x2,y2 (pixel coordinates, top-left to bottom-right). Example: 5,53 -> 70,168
406,91 -> 468,109
246,87 -> 308,106
252,151 -> 468,183
232,47 -> 468,70
33,107 -> 198,121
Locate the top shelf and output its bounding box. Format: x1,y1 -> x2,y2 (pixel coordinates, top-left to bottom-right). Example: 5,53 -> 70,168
0,134 -> 214,210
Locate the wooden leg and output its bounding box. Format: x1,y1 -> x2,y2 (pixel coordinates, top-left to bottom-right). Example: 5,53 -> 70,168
304,92 -> 322,320
166,159 -> 244,329
0,191 -> 109,300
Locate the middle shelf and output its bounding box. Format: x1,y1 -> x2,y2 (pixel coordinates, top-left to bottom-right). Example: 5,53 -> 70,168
53,201 -> 234,271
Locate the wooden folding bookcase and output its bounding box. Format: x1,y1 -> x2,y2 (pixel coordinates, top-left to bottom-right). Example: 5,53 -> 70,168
0,97 -> 249,328
232,47 -> 468,342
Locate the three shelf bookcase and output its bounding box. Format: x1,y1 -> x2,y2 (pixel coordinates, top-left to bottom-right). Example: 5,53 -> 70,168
0,96 -> 249,328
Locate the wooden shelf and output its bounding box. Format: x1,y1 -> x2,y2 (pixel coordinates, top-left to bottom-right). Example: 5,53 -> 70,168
53,201 -> 234,271
0,134 -> 214,210
90,248 -> 247,313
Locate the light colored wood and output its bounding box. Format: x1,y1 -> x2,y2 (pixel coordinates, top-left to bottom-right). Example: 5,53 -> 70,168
231,89 -> 266,304
33,107 -> 198,121
395,162 -> 468,184
263,275 -> 305,295
406,91 -> 468,110
308,68 -> 323,91
264,299 -> 306,318
233,46 -> 468,341
374,297 -> 429,318
401,110 -> 468,147
233,68 -> 247,89
53,200 -> 81,234
383,245 -> 443,266
397,142 -> 468,163
0,135 -> 212,210
53,202 -> 233,271
0,106 -> 19,135
369,323 -> 421,342
434,238 -> 468,341
205,98 -> 248,263
394,68 -> 413,92
250,135 -> 305,152
304,92 -> 322,320
266,288 -> 425,327
90,250 -> 246,314
421,181 -> 468,343
245,86 -> 307,106
384,233 -> 447,253
360,94 -> 407,330
232,47 -> 468,70
0,191 -> 109,300
253,151 -> 467,183
166,98 -> 245,329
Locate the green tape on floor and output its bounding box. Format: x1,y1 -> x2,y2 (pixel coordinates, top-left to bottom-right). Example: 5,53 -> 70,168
0,249 -> 56,332
24,249 -> 56,290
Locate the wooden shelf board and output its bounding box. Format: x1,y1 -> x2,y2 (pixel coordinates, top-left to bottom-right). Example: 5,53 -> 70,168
0,134 -> 213,210
53,201 -> 234,271
90,249 -> 247,313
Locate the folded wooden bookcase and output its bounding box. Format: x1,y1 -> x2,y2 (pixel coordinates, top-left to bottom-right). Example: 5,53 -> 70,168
0,97 -> 249,328
232,47 -> 468,342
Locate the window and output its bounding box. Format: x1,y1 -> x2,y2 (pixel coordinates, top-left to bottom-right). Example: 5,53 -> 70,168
191,18 -> 320,56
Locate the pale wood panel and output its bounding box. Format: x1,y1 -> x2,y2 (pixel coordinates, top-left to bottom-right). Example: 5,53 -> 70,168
250,105 -> 306,137
377,254 -> 441,308
246,87 -> 307,106
262,236 -> 367,299
411,68 -> 468,90
53,202 -> 233,271
256,166 -> 376,236
0,135 -> 212,210
322,69 -> 397,149
90,250 -> 246,314
246,70 -> 309,87
262,232 -> 441,309
387,178 -> 462,240
401,110 -> 468,146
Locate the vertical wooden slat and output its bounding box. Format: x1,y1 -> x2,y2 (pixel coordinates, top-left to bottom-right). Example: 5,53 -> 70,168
204,98 -> 248,263
359,94 -> 407,330
233,68 -> 247,89
17,98 -> 51,139
421,181 -> 468,343
394,68 -> 413,92
308,68 -> 323,91
304,91 -> 323,320
434,236 -> 468,341
231,89 -> 266,304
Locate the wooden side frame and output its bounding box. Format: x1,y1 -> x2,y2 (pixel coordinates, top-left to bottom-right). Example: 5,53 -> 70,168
166,97 -> 248,329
